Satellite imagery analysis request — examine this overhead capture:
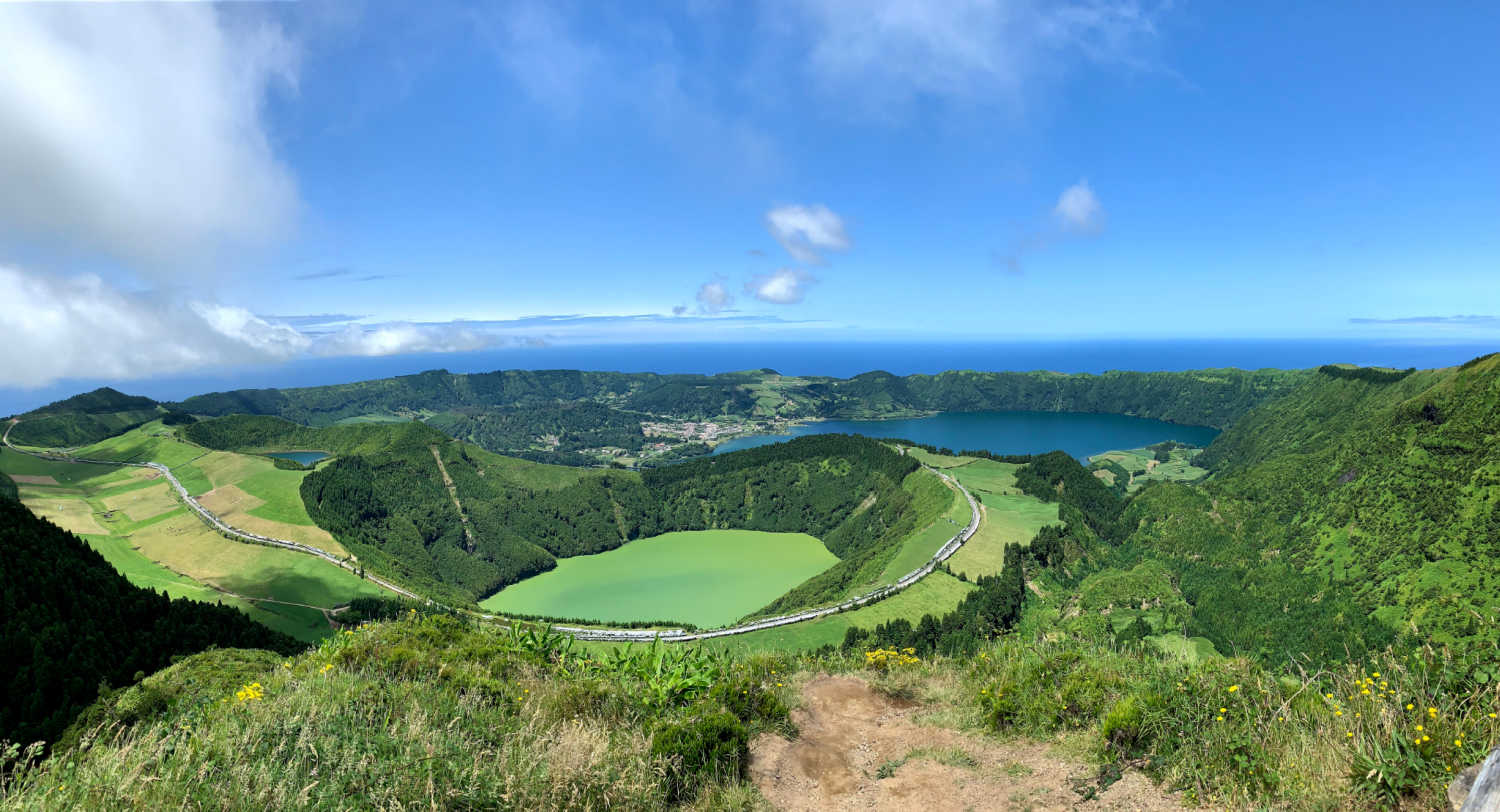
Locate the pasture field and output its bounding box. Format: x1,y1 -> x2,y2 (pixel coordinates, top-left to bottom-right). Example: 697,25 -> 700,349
947,458 -> 1023,496
697,571 -> 977,652
333,412 -> 418,425
76,421 -> 206,469
902,447 -> 980,468
947,491 -> 1059,579
99,480 -> 181,522
3,441 -> 378,642
1088,446 -> 1209,492
1146,633 -> 1221,663
480,530 -> 839,628
196,483 -> 345,553
72,531 -> 326,640
445,443 -> 590,491
21,490 -> 108,535
0,446 -> 132,488
875,475 -> 969,584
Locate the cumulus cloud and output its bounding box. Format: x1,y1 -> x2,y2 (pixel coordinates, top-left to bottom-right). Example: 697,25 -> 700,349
313,322 -> 499,357
746,268 -> 816,304
783,0 -> 1165,112
0,4 -> 300,276
0,266 -> 508,388
0,266 -> 305,387
765,204 -> 850,264
696,280 -> 735,314
1054,179 -> 1103,232
998,178 -> 1106,272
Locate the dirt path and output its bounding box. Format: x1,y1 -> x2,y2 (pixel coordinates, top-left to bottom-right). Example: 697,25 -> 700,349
751,676 -> 1183,811
430,445 -> 476,552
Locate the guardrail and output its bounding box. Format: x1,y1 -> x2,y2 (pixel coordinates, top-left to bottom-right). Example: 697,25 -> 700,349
546,467 -> 982,642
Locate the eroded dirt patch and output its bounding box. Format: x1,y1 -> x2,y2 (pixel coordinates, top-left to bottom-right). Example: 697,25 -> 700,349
751,675 -> 1183,811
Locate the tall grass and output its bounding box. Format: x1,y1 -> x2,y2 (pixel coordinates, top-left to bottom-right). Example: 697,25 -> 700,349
0,615 -> 792,810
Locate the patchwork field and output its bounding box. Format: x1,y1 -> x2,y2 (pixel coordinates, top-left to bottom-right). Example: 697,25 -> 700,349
1,445 -> 380,642
480,530 -> 839,627
1088,445 -> 1209,492
197,483 -> 343,552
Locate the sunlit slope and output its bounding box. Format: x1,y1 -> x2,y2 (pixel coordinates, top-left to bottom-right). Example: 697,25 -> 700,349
1103,355 -> 1500,657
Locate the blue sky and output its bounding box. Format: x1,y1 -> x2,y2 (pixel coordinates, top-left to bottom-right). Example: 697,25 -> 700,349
0,1 -> 1496,392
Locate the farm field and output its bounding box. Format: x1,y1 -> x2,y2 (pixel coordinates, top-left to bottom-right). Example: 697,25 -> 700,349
1,444 -> 380,642
696,571 -> 977,652
1089,445 -> 1209,492
479,529 -> 839,628
874,476 -> 969,584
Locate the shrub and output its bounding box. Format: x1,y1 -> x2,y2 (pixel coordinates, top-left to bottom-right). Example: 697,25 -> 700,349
650,711 -> 749,802
708,673 -> 789,730
1101,694 -> 1145,757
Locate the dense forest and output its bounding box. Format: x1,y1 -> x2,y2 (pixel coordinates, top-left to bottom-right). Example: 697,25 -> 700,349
298,433 -> 927,608
0,498 -> 300,749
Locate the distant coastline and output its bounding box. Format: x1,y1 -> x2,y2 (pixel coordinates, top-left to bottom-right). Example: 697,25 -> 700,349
5,338 -> 1495,417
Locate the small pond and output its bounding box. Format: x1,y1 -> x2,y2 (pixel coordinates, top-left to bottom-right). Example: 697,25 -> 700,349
264,451 -> 330,466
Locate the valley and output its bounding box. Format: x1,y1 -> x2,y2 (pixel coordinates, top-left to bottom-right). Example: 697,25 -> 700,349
5,356 -> 1500,810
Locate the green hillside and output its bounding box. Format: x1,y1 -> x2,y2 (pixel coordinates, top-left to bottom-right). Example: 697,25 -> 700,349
0,498 -> 300,749
168,367 -> 1308,465
6,387 -> 163,448
299,433 -> 936,610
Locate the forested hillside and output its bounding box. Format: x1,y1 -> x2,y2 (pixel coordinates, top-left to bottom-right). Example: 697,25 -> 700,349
1003,354 -> 1500,664
5,387 -> 162,447
299,434 -> 927,608
0,498 -> 300,749
167,367 -> 1308,464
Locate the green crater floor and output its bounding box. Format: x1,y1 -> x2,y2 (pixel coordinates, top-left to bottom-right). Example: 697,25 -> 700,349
479,529 -> 838,628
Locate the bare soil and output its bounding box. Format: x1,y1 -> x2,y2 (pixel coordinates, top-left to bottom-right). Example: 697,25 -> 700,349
751,675 -> 1185,811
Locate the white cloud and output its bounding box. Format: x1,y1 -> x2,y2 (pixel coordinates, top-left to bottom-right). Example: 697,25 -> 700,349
0,266 -> 509,388
696,280 -> 735,314
0,266 -> 306,387
765,204 -> 850,264
313,323 -> 499,357
477,0 -> 601,116
0,4 -> 299,275
746,268 -> 815,304
1053,179 -> 1102,231
782,0 -> 1164,112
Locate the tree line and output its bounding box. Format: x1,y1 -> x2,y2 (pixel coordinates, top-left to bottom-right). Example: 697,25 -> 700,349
0,498 -> 301,749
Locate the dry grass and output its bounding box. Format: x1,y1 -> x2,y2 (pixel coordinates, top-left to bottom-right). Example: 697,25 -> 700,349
197,484 -> 345,555
99,481 -> 179,523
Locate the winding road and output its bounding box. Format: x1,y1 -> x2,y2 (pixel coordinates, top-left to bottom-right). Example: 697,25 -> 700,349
5,419 -> 984,643
2,419 -> 421,601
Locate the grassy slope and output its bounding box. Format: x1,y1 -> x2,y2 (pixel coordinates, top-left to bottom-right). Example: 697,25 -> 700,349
13,610 -> 1492,810
945,460 -> 1059,579
1172,357 -> 1500,654
0,446 -> 381,643
480,529 -> 838,627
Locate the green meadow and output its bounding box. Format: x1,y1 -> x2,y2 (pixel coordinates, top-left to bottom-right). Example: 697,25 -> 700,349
1,443 -> 383,642
480,529 -> 839,628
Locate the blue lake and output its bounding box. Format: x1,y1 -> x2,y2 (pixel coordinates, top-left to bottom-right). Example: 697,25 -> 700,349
264,451 -> 330,465
712,411 -> 1220,461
